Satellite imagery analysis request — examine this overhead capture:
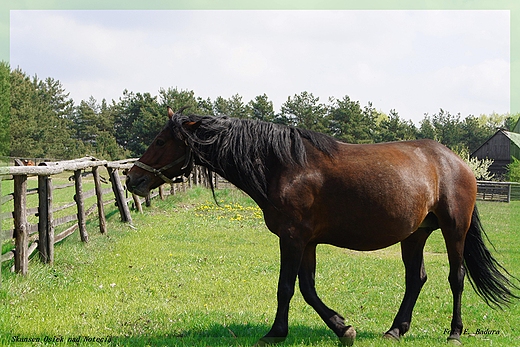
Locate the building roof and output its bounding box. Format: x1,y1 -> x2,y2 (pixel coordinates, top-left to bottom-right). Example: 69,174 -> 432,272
514,117 -> 520,133
505,131 -> 520,160
471,129 -> 520,158
504,130 -> 520,149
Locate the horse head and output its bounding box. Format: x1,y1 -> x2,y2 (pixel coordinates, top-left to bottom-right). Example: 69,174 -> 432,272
126,106 -> 200,197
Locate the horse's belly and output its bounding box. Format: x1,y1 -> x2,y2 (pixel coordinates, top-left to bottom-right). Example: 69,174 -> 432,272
315,210 -> 438,251
314,212 -> 420,251
321,229 -> 408,251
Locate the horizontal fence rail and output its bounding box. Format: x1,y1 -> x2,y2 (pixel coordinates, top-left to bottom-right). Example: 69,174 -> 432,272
1,157 -> 219,275
476,181 -> 520,203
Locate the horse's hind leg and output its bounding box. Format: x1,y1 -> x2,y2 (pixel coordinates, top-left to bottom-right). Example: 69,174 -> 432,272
441,228 -> 467,344
298,243 -> 356,346
384,228 -> 431,340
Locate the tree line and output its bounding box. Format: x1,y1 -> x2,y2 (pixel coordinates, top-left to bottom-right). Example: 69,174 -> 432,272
2,63 -> 519,162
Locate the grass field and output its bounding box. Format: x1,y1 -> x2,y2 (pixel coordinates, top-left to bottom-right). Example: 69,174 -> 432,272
1,187 -> 519,346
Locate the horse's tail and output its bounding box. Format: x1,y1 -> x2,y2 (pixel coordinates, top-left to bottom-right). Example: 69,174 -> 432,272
463,206 -> 519,308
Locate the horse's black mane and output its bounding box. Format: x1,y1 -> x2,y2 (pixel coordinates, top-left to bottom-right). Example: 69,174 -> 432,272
171,113 -> 339,202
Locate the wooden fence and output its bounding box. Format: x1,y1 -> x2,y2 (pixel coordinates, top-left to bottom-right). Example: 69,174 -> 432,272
0,157 -> 216,275
476,181 -> 520,203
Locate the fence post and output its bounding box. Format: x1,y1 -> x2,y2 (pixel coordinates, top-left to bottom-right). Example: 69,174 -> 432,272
74,170 -> 89,242
107,167 -> 132,223
13,173 -> 28,274
159,185 -> 165,200
92,166 -> 107,234
38,175 -> 54,264
193,166 -> 199,186
207,171 -> 212,189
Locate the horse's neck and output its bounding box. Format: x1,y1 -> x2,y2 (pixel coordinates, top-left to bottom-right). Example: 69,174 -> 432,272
195,147 -> 272,207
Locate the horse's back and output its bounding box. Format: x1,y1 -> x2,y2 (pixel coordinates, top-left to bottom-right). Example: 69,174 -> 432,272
268,139 -> 476,251
329,139 -> 475,207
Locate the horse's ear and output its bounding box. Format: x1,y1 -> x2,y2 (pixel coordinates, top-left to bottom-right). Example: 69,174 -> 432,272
168,106 -> 190,119
167,106 -> 174,119
182,120 -> 202,131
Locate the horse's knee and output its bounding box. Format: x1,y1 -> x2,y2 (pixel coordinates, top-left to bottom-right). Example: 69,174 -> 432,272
277,284 -> 295,304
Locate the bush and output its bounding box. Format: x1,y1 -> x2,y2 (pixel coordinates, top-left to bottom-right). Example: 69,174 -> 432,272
507,157 -> 520,182
458,148 -> 495,181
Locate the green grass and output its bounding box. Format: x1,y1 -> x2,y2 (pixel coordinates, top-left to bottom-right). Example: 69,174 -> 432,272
1,187 -> 519,346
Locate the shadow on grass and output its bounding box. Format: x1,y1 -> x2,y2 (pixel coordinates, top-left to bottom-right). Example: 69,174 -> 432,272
110,322 -> 433,346
0,323 -> 449,346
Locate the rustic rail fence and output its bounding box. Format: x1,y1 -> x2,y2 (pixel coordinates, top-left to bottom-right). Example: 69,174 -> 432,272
1,157 -> 217,275
476,181 -> 520,203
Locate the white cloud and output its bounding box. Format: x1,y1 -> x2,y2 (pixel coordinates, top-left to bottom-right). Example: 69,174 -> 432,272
10,10 -> 510,123
428,59 -> 510,112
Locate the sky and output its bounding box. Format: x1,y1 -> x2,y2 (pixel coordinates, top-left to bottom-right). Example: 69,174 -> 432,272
9,10 -> 510,124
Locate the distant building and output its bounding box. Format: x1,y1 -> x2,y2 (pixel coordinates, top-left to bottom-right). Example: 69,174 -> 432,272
471,118 -> 520,178
515,117 -> 520,133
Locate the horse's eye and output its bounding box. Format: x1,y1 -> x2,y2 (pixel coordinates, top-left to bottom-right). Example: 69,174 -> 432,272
156,139 -> 165,147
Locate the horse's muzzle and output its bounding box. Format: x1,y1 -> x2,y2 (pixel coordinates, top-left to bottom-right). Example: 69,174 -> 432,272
126,173 -> 150,197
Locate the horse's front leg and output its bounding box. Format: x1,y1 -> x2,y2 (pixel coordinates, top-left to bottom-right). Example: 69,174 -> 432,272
257,236 -> 305,345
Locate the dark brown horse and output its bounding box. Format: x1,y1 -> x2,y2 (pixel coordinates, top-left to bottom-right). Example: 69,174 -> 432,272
126,107 -> 517,346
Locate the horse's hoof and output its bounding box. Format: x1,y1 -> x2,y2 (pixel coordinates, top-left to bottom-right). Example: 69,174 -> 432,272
339,326 -> 356,346
447,336 -> 462,345
383,330 -> 400,342
254,336 -> 286,346
253,340 -> 268,347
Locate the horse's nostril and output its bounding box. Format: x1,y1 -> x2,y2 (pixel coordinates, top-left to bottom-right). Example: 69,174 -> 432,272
126,175 -> 143,192
129,175 -> 146,188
